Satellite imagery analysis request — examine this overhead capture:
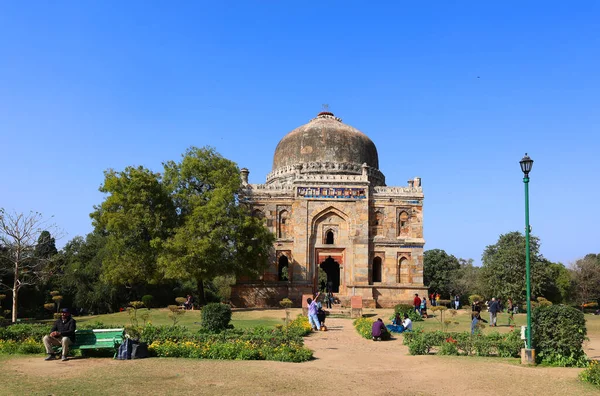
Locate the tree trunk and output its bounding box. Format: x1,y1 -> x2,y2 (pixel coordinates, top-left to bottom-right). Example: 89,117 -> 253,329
197,278 -> 206,306
12,284 -> 18,324
12,248 -> 19,323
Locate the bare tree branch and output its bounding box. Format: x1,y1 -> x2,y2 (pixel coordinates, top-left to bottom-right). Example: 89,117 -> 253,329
0,209 -> 62,322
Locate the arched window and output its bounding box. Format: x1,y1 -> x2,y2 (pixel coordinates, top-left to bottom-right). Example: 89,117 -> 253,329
279,210 -> 289,238
375,211 -> 383,226
373,257 -> 382,283
398,257 -> 408,283
398,211 -> 409,236
326,230 -> 334,244
373,210 -> 384,236
278,255 -> 289,281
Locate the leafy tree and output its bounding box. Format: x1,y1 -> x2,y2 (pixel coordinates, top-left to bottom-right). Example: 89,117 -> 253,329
480,231 -> 549,302
91,166 -> 176,285
571,254 -> 600,307
56,232 -> 124,314
449,258 -> 482,298
423,249 -> 460,298
34,231 -> 58,259
540,261 -> 573,304
159,147 -> 274,303
0,210 -> 59,322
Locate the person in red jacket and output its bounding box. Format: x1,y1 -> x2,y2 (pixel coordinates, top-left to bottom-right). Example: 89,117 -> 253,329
413,293 -> 422,316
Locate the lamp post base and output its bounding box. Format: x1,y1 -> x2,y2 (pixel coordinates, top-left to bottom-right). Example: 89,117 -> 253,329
521,348 -> 536,365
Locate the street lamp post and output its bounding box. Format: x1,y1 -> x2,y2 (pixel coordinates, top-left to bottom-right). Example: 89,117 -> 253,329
519,153 -> 535,364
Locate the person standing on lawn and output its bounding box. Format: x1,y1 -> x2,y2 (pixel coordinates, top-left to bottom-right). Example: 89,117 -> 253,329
413,293 -> 422,316
306,292 -> 321,331
43,308 -> 76,361
506,298 -> 515,327
488,297 -> 500,327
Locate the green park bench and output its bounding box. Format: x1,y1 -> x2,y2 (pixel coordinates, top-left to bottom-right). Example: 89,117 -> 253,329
54,328 -> 124,357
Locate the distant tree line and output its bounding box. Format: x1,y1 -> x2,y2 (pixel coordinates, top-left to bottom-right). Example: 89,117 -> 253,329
424,231 -> 600,309
0,146 -> 274,322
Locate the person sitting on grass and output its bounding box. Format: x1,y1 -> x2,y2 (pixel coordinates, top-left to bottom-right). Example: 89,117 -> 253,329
184,294 -> 194,310
402,313 -> 413,332
43,308 -> 76,361
372,318 -> 388,341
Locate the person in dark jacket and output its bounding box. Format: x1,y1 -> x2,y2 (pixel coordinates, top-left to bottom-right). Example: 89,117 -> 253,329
43,308 -> 76,361
488,297 -> 500,327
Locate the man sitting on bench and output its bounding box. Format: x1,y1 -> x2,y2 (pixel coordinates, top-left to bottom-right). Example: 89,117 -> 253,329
43,308 -> 76,361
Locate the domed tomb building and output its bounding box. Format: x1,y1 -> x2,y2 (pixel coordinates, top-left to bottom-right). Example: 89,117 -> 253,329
231,112 -> 427,308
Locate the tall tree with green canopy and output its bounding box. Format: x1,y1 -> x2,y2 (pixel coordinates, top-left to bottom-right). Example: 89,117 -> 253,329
449,258 -> 483,298
34,231 -> 58,259
56,232 -> 124,314
159,146 -> 274,303
480,231 -> 550,302
540,261 -> 573,304
91,166 -> 176,286
423,249 -> 460,298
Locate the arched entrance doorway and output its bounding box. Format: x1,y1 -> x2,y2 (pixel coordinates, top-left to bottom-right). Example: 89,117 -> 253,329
319,257 -> 340,293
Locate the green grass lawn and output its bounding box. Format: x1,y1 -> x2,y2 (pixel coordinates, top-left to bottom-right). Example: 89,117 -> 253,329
72,308 -> 287,330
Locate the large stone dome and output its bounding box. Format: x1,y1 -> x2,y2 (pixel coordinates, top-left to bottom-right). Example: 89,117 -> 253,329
267,112 -> 384,185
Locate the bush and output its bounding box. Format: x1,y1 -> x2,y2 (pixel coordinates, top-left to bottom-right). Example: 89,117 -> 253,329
286,315 -> 312,337
353,317 -> 374,339
536,297 -> 552,307
0,338 -> 45,355
391,304 -> 423,322
579,360 -> 600,388
201,303 -> 232,333
0,324 -> 51,342
402,330 -> 430,355
469,295 -> 483,305
142,295 -> 154,309
402,329 -> 522,358
532,305 -> 588,367
175,297 -> 187,305
439,338 -> 459,355
148,338 -> 312,362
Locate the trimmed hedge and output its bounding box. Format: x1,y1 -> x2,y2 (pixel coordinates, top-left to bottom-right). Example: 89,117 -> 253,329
532,304 -> 588,367
403,329 -> 522,357
0,324 -> 51,342
201,303 -> 232,333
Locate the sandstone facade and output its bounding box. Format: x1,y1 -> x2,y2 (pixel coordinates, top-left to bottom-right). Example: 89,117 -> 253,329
231,112 -> 427,308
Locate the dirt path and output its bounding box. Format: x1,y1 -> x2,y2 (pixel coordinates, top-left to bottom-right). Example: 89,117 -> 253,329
2,318 -> 598,395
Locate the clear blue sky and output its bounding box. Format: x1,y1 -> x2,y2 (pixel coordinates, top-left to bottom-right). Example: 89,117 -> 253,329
1,1 -> 598,265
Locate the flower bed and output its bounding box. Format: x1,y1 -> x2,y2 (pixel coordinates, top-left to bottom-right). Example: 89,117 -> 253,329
147,315 -> 313,362
580,360 -> 600,388
403,329 -> 522,357
353,317 -> 391,340
0,315 -> 314,362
